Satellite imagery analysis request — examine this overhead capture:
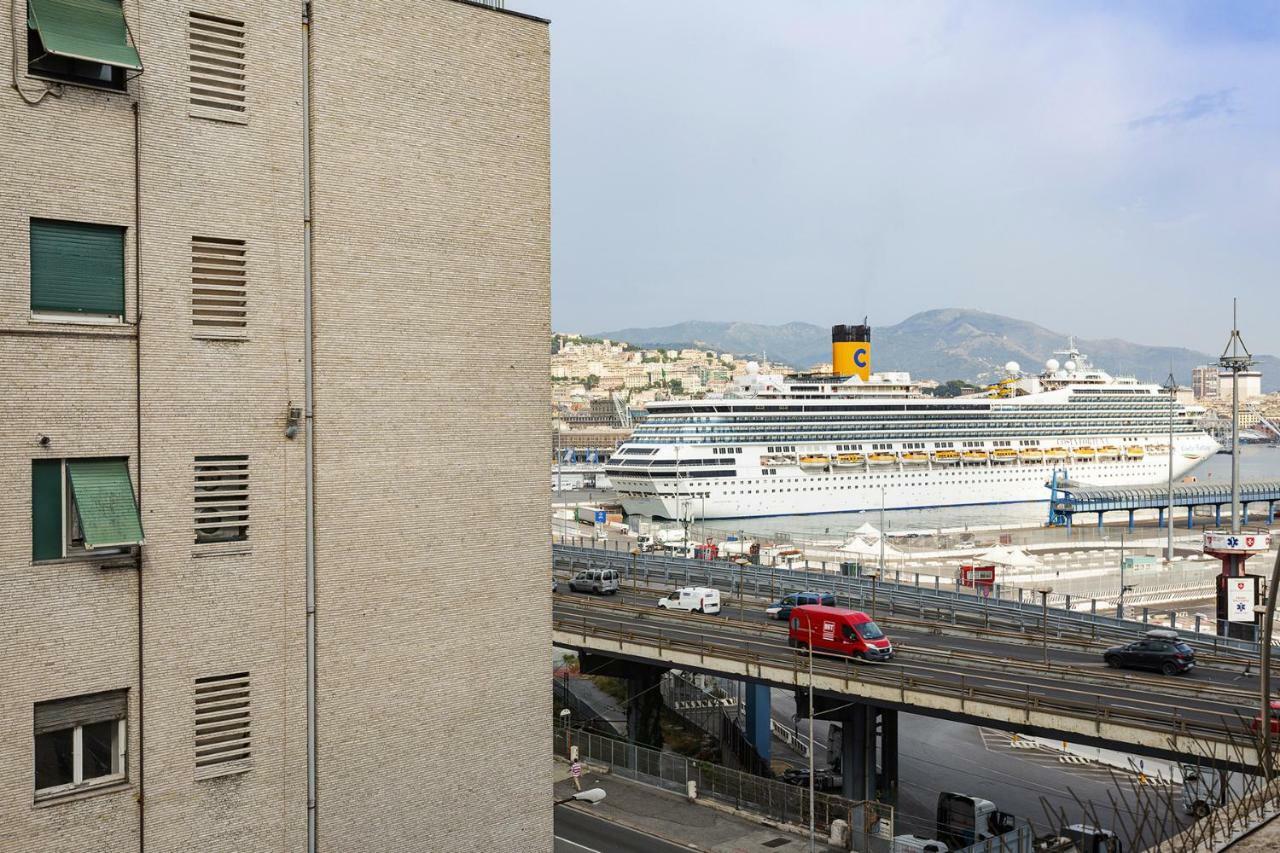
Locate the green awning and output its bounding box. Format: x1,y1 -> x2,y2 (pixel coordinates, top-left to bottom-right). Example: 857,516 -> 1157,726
67,459 -> 144,549
28,0 -> 143,71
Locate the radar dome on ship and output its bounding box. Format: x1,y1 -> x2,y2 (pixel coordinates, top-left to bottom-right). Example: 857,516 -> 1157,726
745,361 -> 759,374
1004,361 -> 1020,375
1045,358 -> 1060,372
1064,360 -> 1077,371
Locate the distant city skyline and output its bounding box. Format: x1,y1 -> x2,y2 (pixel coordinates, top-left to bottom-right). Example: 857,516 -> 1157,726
537,0 -> 1280,353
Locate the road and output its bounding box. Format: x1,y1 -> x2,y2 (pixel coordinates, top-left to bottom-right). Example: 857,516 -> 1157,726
554,804 -> 691,853
556,585 -> 1258,736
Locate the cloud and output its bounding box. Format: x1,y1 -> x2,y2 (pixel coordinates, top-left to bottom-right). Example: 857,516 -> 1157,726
1128,88 -> 1238,129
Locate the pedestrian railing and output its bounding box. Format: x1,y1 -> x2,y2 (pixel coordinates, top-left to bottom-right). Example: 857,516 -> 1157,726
555,725 -> 892,850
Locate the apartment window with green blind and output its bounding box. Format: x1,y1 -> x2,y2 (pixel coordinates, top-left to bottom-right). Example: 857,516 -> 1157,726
26,0 -> 143,90
30,219 -> 126,319
32,458 -> 144,561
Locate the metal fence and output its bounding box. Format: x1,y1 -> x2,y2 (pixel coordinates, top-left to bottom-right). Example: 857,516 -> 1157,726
555,726 -> 893,852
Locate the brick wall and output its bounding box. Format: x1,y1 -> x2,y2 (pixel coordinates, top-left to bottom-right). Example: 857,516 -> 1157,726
308,1 -> 552,850
2,2 -> 548,850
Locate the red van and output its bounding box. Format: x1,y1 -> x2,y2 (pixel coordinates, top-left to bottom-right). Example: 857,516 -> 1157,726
787,605 -> 893,661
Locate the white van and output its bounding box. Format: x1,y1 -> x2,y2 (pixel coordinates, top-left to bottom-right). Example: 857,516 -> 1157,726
657,587 -> 721,615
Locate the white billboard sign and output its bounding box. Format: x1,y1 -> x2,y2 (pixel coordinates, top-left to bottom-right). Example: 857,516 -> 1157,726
1226,577 -> 1257,623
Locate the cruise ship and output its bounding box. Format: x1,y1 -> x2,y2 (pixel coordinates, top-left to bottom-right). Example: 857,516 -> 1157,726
607,324 -> 1219,520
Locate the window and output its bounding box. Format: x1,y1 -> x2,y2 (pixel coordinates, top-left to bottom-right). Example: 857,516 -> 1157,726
191,236 -> 247,336
34,690 -> 127,798
26,0 -> 142,89
30,219 -> 126,320
188,11 -> 246,122
193,454 -> 249,544
194,672 -> 251,777
32,458 -> 144,561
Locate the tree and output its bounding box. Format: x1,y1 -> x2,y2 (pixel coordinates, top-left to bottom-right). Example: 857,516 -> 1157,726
584,374 -> 600,390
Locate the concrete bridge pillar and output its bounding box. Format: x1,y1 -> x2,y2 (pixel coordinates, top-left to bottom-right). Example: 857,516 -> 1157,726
1127,509 -> 1135,531
579,652 -> 668,751
1187,506 -> 1195,529
803,694 -> 898,806
1269,502 -> 1275,525
743,682 -> 772,764
626,667 -> 665,750
1215,504 -> 1222,526
1157,507 -> 1165,529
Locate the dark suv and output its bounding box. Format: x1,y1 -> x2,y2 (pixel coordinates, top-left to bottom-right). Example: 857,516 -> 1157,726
1103,629 -> 1195,676
767,591 -> 836,621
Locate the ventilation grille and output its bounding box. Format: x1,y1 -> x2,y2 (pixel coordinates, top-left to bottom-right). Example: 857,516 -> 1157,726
188,12 -> 247,122
194,672 -> 251,775
193,455 -> 249,544
191,236 -> 247,336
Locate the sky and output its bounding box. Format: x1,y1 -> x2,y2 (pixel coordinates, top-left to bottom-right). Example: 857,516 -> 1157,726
532,0 -> 1280,353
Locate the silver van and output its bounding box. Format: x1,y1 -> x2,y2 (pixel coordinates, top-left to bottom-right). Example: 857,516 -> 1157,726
569,569 -> 619,595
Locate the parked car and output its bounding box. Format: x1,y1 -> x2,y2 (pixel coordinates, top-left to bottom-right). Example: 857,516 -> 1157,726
1103,629 -> 1194,675
780,767 -> 840,791
657,586 -> 721,614
788,605 -> 893,661
568,569 -> 619,595
1251,700 -> 1280,735
766,591 -> 836,620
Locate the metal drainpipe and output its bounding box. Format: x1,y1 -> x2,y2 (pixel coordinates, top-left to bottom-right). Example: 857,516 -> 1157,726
302,3 -> 318,851
132,97 -> 146,853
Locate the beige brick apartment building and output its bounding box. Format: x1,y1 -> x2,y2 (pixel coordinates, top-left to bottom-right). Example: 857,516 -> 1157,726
0,1 -> 551,851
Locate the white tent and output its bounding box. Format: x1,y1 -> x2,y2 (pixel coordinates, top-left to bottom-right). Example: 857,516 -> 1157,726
853,522 -> 882,540
838,536 -> 905,560
975,545 -> 1040,568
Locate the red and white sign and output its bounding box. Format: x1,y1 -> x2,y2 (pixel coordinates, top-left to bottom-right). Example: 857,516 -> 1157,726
822,620 -> 836,642
1204,531 -> 1272,554
1227,577 -> 1257,623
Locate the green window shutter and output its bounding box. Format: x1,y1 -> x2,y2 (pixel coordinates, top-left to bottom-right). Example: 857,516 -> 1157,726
27,0 -> 142,71
30,219 -> 126,315
66,459 -> 144,549
32,460 -> 63,561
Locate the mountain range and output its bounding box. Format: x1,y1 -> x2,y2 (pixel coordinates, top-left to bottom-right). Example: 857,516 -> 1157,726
597,309 -> 1279,392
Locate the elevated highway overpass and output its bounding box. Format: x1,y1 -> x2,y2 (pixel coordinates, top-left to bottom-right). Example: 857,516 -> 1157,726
552,548 -> 1271,803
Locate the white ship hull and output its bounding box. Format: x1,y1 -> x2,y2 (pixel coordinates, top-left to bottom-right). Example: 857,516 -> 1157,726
616,437 -> 1217,520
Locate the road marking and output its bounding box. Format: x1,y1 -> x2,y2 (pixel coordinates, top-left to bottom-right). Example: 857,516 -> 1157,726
554,835 -> 602,853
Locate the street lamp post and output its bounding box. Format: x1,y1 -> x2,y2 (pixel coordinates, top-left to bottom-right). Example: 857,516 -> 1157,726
865,569 -> 881,621
1164,371 -> 1176,563
806,618 -> 816,853
1037,587 -> 1054,667
879,486 -> 886,574
1259,546 -> 1280,781
560,707 -> 572,759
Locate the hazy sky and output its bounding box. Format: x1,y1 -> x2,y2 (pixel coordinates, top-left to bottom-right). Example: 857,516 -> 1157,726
533,1 -> 1279,353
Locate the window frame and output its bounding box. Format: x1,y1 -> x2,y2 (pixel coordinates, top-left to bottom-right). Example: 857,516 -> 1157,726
34,717 -> 127,800
32,458 -> 134,562
28,218 -> 128,325
25,0 -> 142,92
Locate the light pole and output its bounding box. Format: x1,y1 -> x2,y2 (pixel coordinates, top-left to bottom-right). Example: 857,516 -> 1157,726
1164,371 -> 1176,563
1259,546 -> 1280,781
805,617 -> 816,853
560,707 -> 572,758
734,557 -> 749,620
865,569 -> 880,621
1037,587 -> 1054,667
879,486 -> 886,574
1218,298 -> 1253,579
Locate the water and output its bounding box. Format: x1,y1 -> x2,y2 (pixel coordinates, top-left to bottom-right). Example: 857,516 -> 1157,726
711,444 -> 1280,539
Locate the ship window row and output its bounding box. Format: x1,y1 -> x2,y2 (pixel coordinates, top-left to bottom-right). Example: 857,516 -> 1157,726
630,426 -> 1200,443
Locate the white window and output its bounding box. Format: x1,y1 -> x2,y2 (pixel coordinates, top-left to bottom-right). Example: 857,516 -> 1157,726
34,691 -> 128,799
